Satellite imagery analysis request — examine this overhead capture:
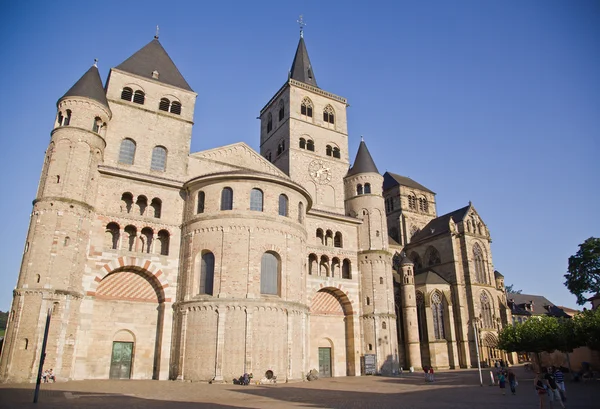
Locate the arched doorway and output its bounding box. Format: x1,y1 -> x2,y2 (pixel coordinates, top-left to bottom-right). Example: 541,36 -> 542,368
309,288 -> 356,377
92,267 -> 165,379
481,332 -> 501,366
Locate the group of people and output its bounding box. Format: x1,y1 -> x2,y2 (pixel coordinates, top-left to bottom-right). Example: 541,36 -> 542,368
535,366 -> 567,409
423,366 -> 435,383
42,368 -> 55,383
496,367 -> 518,395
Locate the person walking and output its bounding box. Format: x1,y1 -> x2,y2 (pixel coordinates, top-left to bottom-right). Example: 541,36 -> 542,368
544,367 -> 565,409
507,368 -> 517,395
535,372 -> 547,409
553,367 -> 566,402
498,370 -> 507,395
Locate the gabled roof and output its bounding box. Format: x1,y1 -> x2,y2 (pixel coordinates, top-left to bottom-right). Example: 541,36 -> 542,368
290,37 -> 318,87
115,38 -> 192,91
60,65 -> 109,108
508,293 -> 570,318
494,270 -> 504,278
410,205 -> 470,243
383,172 -> 435,194
346,141 -> 379,177
415,269 -> 449,286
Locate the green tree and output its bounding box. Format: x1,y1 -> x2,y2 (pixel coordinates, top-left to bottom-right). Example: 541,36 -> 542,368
573,308 -> 600,351
505,284 -> 522,294
0,310 -> 7,330
565,237 -> 600,305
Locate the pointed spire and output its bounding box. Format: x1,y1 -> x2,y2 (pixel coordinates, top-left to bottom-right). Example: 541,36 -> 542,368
116,38 -> 193,91
347,140 -> 379,176
290,36 -> 318,88
60,63 -> 109,108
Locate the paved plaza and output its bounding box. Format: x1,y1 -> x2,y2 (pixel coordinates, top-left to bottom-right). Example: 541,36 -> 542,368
0,367 -> 596,409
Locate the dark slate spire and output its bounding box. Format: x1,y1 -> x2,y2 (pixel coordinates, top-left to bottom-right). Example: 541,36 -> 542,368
116,38 -> 193,91
347,139 -> 379,176
290,37 -> 318,87
60,63 -> 109,108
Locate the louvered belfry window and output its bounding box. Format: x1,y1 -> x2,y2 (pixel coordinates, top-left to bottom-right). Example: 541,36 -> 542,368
159,98 -> 170,112
133,90 -> 145,105
121,87 -> 133,101
170,101 -> 181,115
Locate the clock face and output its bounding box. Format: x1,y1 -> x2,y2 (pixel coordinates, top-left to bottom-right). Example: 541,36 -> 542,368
308,160 -> 332,185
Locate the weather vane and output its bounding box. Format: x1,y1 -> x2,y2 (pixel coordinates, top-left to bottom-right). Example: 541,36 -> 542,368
297,15 -> 306,38
155,25 -> 159,39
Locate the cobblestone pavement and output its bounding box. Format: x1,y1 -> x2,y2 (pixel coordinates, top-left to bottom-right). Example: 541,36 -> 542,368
0,367 -> 596,409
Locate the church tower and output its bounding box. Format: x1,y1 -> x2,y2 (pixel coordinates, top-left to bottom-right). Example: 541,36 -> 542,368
0,64 -> 111,382
259,29 -> 349,214
344,141 -> 399,375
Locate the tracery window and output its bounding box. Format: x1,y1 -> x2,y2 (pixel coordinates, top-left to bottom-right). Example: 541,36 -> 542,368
301,97 -> 313,118
221,187 -> 233,210
425,246 -> 441,266
410,251 -> 423,271
150,146 -> 167,171
432,292 -> 445,339
250,188 -> 263,211
261,252 -> 280,295
323,105 -> 335,125
473,243 -> 487,284
481,291 -> 494,328
416,291 -> 428,341
200,251 -> 215,295
118,138 -> 136,165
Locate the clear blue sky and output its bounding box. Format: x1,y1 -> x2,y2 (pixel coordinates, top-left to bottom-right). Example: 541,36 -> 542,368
0,1 -> 598,311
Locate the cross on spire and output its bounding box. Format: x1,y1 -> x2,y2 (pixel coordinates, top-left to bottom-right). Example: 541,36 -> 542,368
155,25 -> 159,40
297,15 -> 306,38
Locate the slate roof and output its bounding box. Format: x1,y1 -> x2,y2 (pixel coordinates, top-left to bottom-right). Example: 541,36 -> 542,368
115,38 -> 192,91
347,141 -> 379,177
410,205 -> 471,243
383,172 -> 435,194
414,269 -> 449,286
60,65 -> 109,108
290,37 -> 318,87
508,293 -> 570,318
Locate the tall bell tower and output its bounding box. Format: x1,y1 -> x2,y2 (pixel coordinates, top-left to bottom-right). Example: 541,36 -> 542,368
259,21 -> 350,214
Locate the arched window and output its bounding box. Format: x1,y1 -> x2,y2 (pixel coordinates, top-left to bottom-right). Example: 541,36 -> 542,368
278,194 -> 288,216
408,193 -> 417,210
419,197 -> 429,212
157,230 -> 170,255
332,147 -> 340,158
325,230 -> 333,246
200,251 -> 215,295
298,202 -> 304,223
474,244 -> 487,284
150,198 -> 162,218
124,225 -> 137,251
260,252 -> 280,295
170,101 -> 181,115
320,255 -> 330,276
267,112 -> 273,133
151,146 -> 167,171
118,138 -> 136,165
140,227 -> 153,253
326,145 -> 332,156
334,232 -> 342,248
306,139 -> 315,152
357,184 -> 363,195
299,138 -> 306,149
121,87 -> 133,101
133,90 -> 145,104
316,228 -> 324,245
121,192 -> 133,213
380,277 -> 384,284
159,98 -> 170,112
410,252 -> 423,272
63,110 -> 71,126
366,297 -> 370,305
432,292 -> 445,339
92,117 -> 102,133
308,254 -> 318,275
342,259 -> 351,279
382,321 -> 387,329
250,188 -> 263,211
323,105 -> 335,125
136,195 -> 147,216
57,112 -> 64,126
105,223 -> 120,250
425,246 -> 441,266
197,191 -> 205,214
364,183 -> 371,194
301,97 -> 313,118
221,187 -> 233,210
481,291 -> 493,328
416,291 -> 428,341
278,100 -> 285,121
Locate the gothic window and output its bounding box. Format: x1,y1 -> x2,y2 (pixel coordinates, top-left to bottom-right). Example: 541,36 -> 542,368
425,246 -> 441,266
261,252 -> 280,295
342,259 -> 351,279
316,228 -> 324,245
135,195 -> 148,216
118,138 -> 136,165
481,291 -> 494,328
159,98 -> 170,112
416,291 -> 428,341
323,105 -> 335,125
121,192 -> 133,213
306,139 -> 315,151
357,184 -> 363,195
267,112 -> 273,133
410,251 -> 423,271
301,97 -> 313,118
364,183 -> 371,194
278,194 -> 288,216
105,222 -> 120,250
250,188 -> 263,211
298,202 -> 304,223
150,146 -> 167,171
278,100 -> 285,121
473,243 -> 487,284
200,251 -> 215,295
432,292 -> 445,339
140,227 -> 153,253
157,230 -> 170,255
333,147 -> 340,158
133,90 -> 145,104
299,138 -> 306,149
121,87 -> 133,101
197,191 -> 205,213
221,187 -> 233,210
170,101 -> 181,115
150,198 -> 162,218
326,145 -> 332,156
334,232 -> 342,248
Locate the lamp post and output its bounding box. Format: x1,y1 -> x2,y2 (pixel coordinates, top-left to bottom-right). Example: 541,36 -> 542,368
471,319 -> 483,387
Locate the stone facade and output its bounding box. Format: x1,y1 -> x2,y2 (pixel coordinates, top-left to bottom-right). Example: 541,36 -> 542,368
0,34 -> 511,384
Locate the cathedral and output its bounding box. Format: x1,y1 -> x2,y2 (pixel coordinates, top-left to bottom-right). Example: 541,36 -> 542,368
0,30 -> 513,383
